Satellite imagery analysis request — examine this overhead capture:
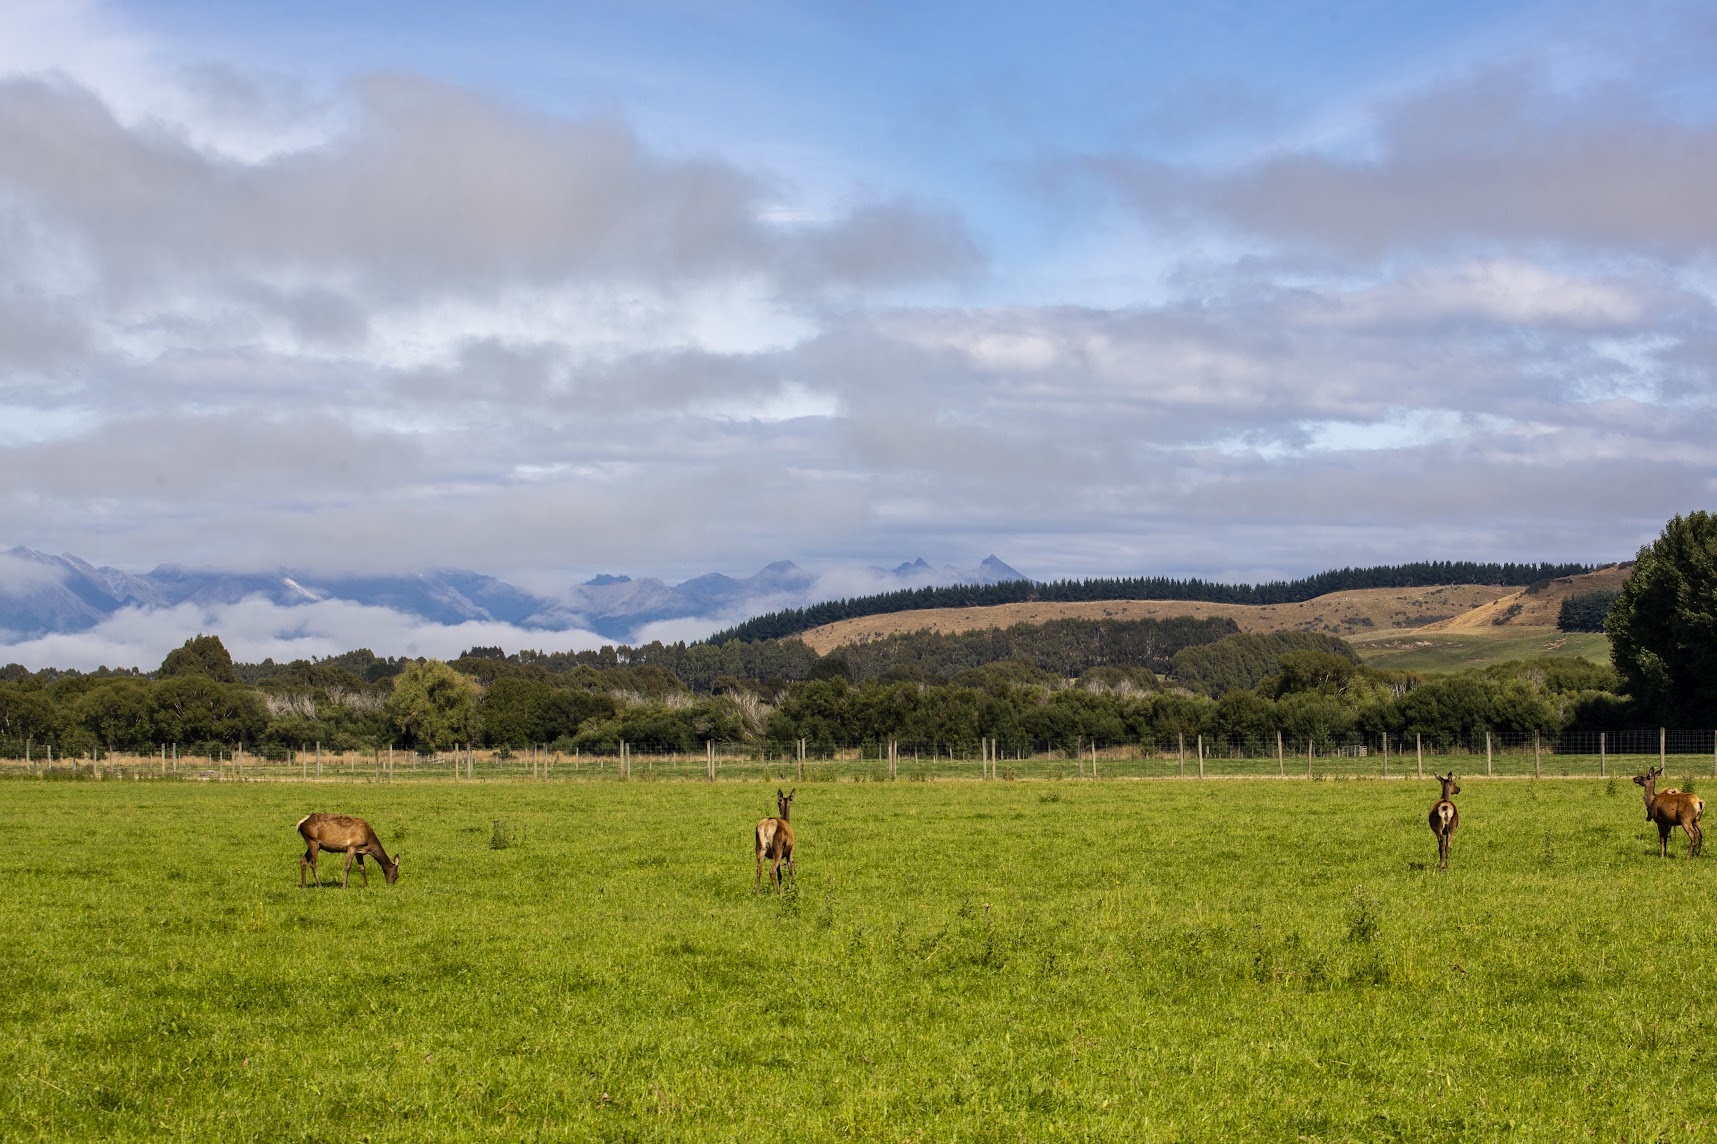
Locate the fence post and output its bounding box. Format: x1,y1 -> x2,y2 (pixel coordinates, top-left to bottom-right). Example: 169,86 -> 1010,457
1277,730 -> 1284,776
1416,733 -> 1423,778
1177,733 -> 1185,777
708,740 -> 715,782
1091,739 -> 1098,780
1197,734 -> 1205,779
1661,726 -> 1667,772
1307,738 -> 1313,779
1534,730 -> 1541,778
1485,732 -> 1492,777
1600,731 -> 1606,777
889,738 -> 897,780
1382,733 -> 1388,778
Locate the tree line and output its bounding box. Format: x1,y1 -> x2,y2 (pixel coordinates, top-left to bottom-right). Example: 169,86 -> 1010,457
0,622 -> 1632,762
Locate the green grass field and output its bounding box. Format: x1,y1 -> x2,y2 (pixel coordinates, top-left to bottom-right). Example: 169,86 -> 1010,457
5,769 -> 1716,1141
1349,627 -> 1610,673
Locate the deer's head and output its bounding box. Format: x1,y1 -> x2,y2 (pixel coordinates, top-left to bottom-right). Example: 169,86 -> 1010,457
1633,766 -> 1662,792
1437,772 -> 1460,798
777,788 -> 795,819
384,855 -> 401,885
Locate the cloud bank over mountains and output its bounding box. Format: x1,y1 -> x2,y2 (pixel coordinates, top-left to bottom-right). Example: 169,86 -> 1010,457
0,547 -> 1025,671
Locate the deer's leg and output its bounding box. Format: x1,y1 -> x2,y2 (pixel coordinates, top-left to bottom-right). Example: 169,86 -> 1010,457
1660,823 -> 1672,858
357,853 -> 369,887
300,847 -> 311,888
342,849 -> 354,888
303,843 -> 320,888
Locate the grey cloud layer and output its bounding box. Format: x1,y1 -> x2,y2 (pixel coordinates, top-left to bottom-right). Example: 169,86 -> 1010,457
1103,69 -> 1717,258
0,57 -> 1710,609
0,74 -> 979,302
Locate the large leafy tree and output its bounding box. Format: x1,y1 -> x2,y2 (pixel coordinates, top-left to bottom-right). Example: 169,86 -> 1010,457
159,634 -> 239,683
386,660 -> 481,749
1606,512 -> 1717,724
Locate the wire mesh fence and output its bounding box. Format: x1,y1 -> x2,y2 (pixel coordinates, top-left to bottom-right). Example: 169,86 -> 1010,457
4,728 -> 1716,783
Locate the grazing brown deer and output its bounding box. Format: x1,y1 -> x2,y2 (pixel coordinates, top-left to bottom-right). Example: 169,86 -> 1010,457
754,788 -> 796,893
1633,766 -> 1704,858
1428,772 -> 1460,870
298,813 -> 400,888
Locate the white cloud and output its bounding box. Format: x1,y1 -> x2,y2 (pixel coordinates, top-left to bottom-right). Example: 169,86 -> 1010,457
0,598 -> 610,673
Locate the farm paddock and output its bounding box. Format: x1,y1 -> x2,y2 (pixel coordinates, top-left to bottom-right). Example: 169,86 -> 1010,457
3,773 -> 1715,1141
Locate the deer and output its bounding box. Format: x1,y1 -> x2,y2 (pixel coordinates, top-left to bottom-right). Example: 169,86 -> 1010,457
1633,766 -> 1704,858
298,813 -> 400,888
1428,772 -> 1460,870
754,787 -> 795,893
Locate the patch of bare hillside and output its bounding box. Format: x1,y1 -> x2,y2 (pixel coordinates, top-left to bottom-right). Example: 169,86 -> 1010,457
798,584 -> 1519,655
1418,564 -> 1632,632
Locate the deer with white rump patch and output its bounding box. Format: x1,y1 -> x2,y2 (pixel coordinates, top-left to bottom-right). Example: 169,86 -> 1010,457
1633,766 -> 1704,858
755,788 -> 795,893
1428,772 -> 1460,870
298,813 -> 400,888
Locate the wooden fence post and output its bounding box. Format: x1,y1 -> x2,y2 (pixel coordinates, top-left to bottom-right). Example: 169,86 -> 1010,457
1661,726 -> 1667,772
1307,738 -> 1313,779
1382,733 -> 1388,778
1485,731 -> 1492,777
1197,734 -> 1205,779
1177,733 -> 1185,777
1416,733 -> 1423,779
1277,730 -> 1284,776
1534,730 -> 1541,778
1599,731 -> 1605,777
708,740 -> 715,782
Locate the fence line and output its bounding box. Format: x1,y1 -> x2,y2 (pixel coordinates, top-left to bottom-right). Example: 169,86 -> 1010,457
5,728 -> 1717,784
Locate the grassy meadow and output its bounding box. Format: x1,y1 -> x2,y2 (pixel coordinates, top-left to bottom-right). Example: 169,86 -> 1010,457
4,768 -> 1717,1141
1349,627 -> 1610,673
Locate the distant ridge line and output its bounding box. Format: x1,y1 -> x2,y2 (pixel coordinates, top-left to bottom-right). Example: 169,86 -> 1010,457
698,561 -> 1598,645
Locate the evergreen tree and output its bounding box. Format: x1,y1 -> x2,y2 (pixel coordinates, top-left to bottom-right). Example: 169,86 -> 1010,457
1606,512 -> 1717,723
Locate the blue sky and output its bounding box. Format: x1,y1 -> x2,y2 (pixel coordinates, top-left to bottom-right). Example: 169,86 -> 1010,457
1,0 -> 1714,663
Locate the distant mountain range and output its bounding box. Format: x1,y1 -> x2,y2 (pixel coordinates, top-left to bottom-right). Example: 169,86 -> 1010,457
0,547 -> 1026,644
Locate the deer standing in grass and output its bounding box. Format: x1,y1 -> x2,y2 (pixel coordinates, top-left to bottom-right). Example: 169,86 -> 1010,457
298,813 -> 400,888
1633,766 -> 1704,858
754,788 -> 795,893
1428,772 -> 1460,870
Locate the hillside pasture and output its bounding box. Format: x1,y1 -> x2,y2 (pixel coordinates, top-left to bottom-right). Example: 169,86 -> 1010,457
4,773 -> 1716,1141
797,568 -> 1631,660
1348,627 -> 1612,673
